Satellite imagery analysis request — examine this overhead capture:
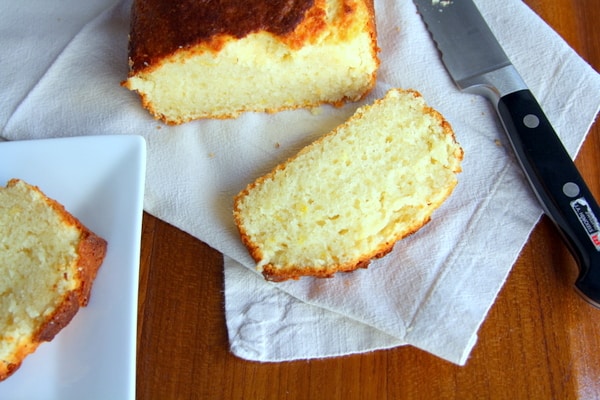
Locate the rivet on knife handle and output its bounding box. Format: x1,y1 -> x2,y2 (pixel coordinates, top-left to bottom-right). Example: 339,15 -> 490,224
412,0 -> 600,307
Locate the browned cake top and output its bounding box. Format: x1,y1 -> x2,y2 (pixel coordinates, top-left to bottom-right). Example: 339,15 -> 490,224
128,0 -> 319,72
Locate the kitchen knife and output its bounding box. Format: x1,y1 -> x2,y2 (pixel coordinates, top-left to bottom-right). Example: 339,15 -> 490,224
413,0 -> 600,307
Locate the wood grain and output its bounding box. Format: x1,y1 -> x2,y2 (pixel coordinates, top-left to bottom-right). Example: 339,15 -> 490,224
136,1 -> 600,398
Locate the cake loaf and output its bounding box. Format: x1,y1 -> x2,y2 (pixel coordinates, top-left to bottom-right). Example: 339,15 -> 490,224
0,179 -> 107,380
233,89 -> 463,281
122,0 -> 379,124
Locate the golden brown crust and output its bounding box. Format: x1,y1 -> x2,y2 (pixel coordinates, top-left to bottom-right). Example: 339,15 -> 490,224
34,292 -> 80,343
125,0 -> 378,74
128,0 -> 324,73
74,231 -> 108,306
0,361 -> 20,381
233,89 -> 462,282
0,179 -> 107,381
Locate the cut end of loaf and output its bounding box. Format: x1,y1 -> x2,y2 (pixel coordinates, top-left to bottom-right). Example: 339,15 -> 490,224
122,0 -> 379,124
233,88 -> 463,281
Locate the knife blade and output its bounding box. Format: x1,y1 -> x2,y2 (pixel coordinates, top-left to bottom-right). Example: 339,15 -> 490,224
413,0 -> 600,308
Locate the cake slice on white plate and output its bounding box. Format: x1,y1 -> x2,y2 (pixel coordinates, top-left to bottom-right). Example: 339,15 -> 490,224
0,179 -> 107,380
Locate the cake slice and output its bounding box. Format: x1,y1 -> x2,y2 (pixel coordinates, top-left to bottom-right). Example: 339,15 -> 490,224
233,89 -> 463,281
122,0 -> 379,124
0,179 -> 107,380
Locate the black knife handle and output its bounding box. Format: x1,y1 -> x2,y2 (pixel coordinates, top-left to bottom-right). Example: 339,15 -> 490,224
497,89 -> 600,307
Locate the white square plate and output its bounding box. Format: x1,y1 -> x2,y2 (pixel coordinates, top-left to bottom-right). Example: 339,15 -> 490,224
0,135 -> 146,400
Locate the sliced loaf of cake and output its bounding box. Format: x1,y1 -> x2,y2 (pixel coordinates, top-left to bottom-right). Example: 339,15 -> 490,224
233,88 -> 463,281
122,0 -> 379,124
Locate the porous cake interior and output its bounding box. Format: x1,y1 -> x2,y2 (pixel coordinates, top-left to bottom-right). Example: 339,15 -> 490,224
235,89 -> 462,274
0,182 -> 79,357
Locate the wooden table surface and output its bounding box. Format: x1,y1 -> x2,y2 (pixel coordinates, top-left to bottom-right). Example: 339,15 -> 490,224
136,1 -> 600,398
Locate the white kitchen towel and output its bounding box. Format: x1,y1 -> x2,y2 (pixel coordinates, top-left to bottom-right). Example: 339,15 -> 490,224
1,0 -> 599,365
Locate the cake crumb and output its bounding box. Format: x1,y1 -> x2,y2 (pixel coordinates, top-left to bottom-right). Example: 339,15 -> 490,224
233,89 -> 463,282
